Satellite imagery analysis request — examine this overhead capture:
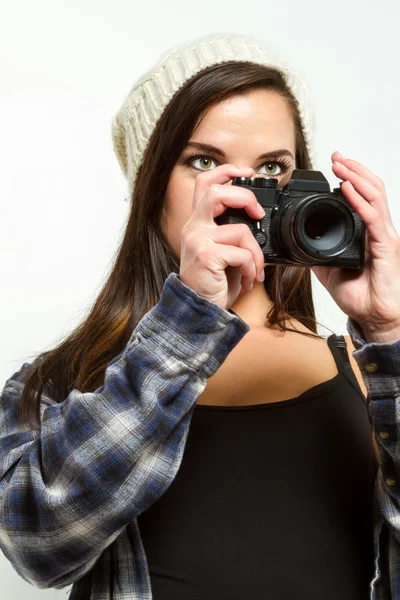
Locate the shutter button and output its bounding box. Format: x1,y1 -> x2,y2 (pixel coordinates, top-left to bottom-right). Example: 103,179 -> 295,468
365,363 -> 378,373
386,478 -> 396,487
379,431 -> 390,440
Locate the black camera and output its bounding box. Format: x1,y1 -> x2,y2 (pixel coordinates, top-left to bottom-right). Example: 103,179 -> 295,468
215,170 -> 365,269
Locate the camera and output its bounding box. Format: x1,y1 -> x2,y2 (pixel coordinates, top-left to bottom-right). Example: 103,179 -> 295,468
215,170 -> 365,269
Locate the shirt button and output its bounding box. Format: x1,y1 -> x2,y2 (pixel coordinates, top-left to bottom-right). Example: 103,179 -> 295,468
365,363 -> 378,373
386,478 -> 396,487
379,431 -> 390,440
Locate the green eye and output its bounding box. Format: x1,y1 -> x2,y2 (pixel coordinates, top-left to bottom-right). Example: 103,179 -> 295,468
263,162 -> 280,175
198,157 -> 214,170
185,155 -> 217,171
258,158 -> 292,178
185,154 -> 291,176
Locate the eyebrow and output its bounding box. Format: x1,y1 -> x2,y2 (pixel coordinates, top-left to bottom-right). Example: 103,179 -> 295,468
185,141 -> 295,161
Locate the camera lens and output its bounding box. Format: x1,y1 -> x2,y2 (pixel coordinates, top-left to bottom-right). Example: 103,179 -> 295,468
303,203 -> 347,249
274,195 -> 356,263
297,198 -> 355,259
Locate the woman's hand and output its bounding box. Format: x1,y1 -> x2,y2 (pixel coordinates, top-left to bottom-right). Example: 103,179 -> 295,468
311,151 -> 400,343
179,164 -> 266,311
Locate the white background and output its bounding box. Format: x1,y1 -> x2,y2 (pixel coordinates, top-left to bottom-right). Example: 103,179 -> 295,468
1,0 -> 399,597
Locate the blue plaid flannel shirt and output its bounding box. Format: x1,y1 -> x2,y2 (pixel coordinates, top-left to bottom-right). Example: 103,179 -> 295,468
1,272 -> 400,599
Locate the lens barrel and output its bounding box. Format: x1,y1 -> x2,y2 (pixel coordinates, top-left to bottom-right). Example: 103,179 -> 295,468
275,195 -> 356,262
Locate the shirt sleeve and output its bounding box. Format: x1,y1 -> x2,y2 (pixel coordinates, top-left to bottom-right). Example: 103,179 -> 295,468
0,273 -> 250,590
347,316 -> 400,543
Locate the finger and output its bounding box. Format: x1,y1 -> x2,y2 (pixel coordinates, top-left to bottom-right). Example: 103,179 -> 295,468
192,164 -> 254,211
211,222 -> 265,281
215,245 -> 257,289
193,183 -> 265,226
332,161 -> 393,224
332,161 -> 379,204
331,151 -> 384,191
341,180 -> 388,244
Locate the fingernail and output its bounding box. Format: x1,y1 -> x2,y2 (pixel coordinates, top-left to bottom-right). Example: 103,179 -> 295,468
334,161 -> 348,169
259,269 -> 265,281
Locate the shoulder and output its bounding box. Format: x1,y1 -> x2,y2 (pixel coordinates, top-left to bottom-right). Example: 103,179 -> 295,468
343,335 -> 368,399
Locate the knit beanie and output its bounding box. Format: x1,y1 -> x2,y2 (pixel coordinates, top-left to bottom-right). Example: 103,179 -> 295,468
111,33 -> 316,196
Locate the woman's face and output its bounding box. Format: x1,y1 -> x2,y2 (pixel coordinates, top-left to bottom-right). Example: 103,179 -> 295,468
163,88 -> 297,261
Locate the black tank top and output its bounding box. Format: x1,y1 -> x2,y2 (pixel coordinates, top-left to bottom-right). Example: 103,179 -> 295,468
136,334 -> 376,599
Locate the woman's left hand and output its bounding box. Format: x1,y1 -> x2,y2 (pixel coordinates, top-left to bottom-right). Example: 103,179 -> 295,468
311,151 -> 400,343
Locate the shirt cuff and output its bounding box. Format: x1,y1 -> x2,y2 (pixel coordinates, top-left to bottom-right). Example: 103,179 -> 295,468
346,317 -> 400,394
131,272 -> 251,379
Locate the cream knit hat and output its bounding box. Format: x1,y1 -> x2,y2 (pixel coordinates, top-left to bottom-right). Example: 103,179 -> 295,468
111,33 -> 316,195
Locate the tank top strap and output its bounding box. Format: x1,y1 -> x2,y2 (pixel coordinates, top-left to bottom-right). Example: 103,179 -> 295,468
327,333 -> 365,400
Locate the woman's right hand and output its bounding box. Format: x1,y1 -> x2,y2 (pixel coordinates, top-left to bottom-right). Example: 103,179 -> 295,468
179,164 -> 267,311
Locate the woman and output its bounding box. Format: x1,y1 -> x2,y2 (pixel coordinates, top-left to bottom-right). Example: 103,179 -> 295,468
1,33 -> 400,599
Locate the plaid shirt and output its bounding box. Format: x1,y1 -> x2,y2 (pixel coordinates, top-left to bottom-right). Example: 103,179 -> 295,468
1,272 -> 400,599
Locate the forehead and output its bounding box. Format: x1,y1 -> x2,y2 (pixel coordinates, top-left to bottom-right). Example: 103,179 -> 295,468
191,89 -> 295,149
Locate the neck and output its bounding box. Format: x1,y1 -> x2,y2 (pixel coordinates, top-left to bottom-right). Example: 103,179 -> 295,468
230,281 -> 276,329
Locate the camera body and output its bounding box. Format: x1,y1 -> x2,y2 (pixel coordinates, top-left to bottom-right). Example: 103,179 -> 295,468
215,170 -> 365,269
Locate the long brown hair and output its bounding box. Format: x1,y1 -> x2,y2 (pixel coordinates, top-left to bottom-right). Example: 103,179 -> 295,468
18,61 -> 331,430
